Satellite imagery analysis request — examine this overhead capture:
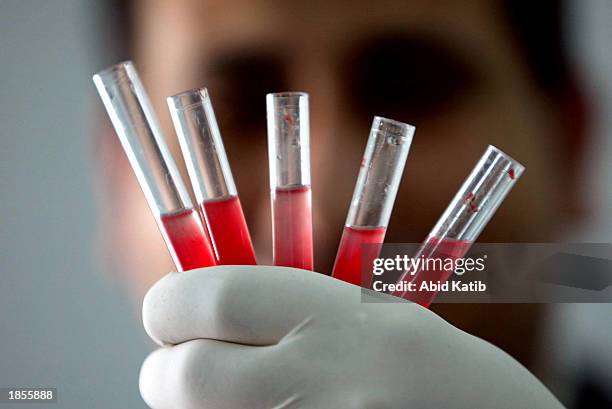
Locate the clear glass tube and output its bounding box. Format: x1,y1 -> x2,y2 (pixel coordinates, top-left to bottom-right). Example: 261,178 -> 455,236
332,117 -> 415,285
266,92 -> 313,270
393,145 -> 525,306
93,61 -> 216,271
167,87 -> 256,265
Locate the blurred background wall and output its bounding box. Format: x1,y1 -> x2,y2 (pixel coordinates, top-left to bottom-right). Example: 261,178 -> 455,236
0,1 -> 148,408
0,1 -> 610,408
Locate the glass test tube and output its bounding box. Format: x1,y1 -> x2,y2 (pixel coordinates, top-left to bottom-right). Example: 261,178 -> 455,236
393,145 -> 525,306
332,117 -> 415,286
93,61 -> 216,271
167,88 -> 256,265
266,92 -> 313,270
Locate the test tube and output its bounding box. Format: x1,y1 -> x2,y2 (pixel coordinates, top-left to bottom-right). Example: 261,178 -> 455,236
332,117 -> 415,286
393,145 -> 525,306
167,88 -> 256,265
266,92 -> 313,270
93,61 -> 216,271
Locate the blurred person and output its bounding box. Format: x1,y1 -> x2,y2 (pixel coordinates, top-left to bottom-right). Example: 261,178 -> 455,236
94,0 -> 590,405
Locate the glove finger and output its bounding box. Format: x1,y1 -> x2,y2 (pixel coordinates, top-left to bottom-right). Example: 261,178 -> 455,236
139,339 -> 282,409
143,265 -> 359,346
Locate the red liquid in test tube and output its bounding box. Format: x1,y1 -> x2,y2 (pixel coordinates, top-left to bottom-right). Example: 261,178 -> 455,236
402,236 -> 472,307
168,88 -> 256,265
160,209 -> 217,270
331,117 -> 414,286
272,186 -> 314,270
393,145 -> 525,306
332,226 -> 386,285
93,61 -> 216,272
200,196 -> 256,265
267,92 -> 314,270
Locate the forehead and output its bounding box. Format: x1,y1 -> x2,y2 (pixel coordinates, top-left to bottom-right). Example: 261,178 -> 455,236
140,0 -> 507,59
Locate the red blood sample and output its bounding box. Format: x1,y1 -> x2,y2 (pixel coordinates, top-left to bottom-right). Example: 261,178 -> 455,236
332,226 -> 387,286
159,208 -> 216,271
200,195 -> 256,265
400,236 -> 472,307
272,185 -> 313,270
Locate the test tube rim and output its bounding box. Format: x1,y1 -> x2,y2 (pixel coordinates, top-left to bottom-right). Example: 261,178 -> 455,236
374,115 -> 416,129
167,87 -> 210,111
267,91 -> 308,98
93,60 -> 134,83
266,91 -> 308,106
372,116 -> 416,135
486,145 -> 526,176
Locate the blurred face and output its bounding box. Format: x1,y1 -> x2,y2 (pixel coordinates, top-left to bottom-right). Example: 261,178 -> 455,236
101,0 -> 571,295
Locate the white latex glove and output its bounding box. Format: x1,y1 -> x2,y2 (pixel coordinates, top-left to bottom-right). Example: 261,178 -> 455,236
140,266 -> 563,409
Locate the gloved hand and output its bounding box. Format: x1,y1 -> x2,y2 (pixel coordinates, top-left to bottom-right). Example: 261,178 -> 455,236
139,266 -> 563,409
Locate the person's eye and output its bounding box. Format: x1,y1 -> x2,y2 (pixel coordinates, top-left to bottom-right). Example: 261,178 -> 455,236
205,53 -> 288,135
341,33 -> 481,124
